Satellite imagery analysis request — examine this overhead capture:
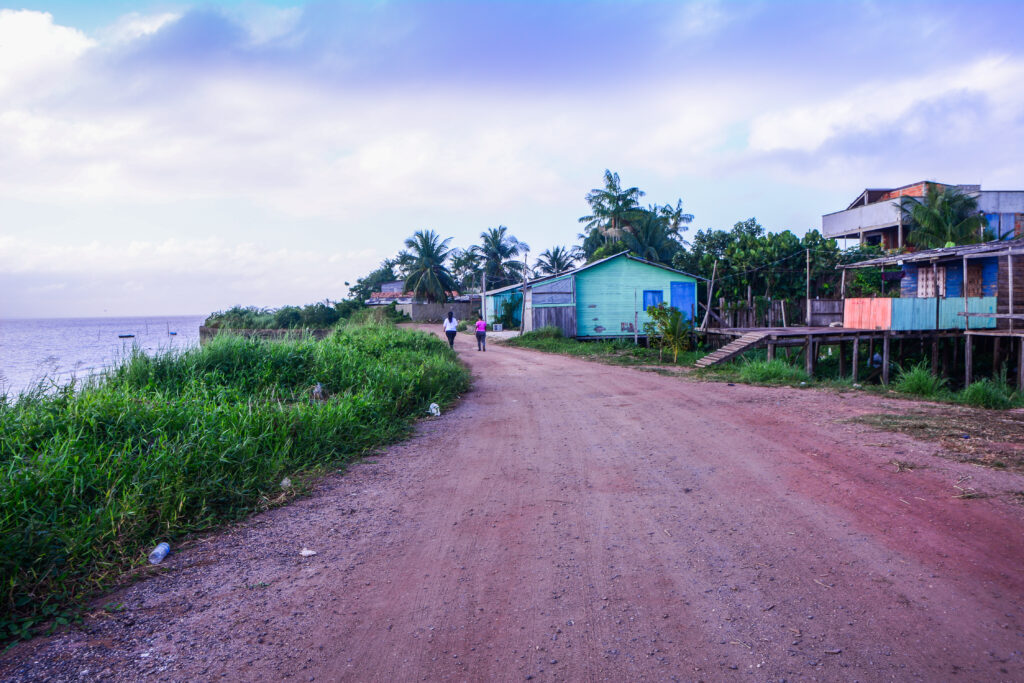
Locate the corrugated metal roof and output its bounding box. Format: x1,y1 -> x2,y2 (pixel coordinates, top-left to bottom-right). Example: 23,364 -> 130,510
840,238 -> 1024,269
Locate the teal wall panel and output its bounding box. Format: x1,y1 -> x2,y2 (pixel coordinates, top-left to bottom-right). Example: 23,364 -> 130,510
891,297 -> 938,330
575,256 -> 696,338
938,297 -> 997,329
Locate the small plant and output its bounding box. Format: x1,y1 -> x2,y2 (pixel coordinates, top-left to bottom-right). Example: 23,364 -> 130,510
642,303 -> 692,362
958,378 -> 1017,410
737,359 -> 809,385
892,362 -> 949,398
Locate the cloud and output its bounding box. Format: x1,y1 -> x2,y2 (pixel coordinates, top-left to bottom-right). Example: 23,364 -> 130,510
0,10 -> 94,99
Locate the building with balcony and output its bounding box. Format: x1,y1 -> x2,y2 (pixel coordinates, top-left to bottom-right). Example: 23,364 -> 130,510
822,181 -> 1024,248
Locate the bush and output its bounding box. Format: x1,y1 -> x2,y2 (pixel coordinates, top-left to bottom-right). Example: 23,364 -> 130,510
206,300 -> 370,329
738,359 -> 809,385
892,362 -> 949,398
457,320 -> 469,332
522,326 -> 563,340
958,378 -> 1018,410
0,325 -> 468,643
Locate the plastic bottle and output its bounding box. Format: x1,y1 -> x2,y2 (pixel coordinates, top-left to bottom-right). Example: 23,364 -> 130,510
148,542 -> 170,565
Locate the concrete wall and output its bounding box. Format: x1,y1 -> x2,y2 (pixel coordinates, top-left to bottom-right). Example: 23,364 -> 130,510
822,200 -> 900,238
396,301 -> 480,323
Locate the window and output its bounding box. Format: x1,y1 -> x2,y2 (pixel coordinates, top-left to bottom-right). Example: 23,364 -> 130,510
917,266 -> 945,298
642,290 -> 663,311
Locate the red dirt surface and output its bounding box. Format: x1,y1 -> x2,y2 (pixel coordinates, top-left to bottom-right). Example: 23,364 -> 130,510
4,329 -> 1024,682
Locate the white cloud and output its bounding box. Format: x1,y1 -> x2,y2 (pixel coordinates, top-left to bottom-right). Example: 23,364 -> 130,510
100,12 -> 181,43
749,56 -> 1024,153
0,10 -> 95,98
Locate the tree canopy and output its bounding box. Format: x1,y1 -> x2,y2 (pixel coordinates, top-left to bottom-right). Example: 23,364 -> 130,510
900,184 -> 991,248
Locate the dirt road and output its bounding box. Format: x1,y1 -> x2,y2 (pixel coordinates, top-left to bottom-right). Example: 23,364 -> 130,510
4,331 -> 1024,681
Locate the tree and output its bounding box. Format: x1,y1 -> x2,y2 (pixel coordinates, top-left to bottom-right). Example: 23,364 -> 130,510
534,246 -> 580,276
621,209 -> 683,264
349,261 -> 398,302
578,170 -> 645,253
475,226 -> 528,289
900,184 -> 991,248
403,229 -> 457,303
657,199 -> 694,241
449,247 -> 483,292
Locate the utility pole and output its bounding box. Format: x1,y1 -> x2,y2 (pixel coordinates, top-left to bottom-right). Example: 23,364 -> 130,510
805,248 -> 811,326
519,250 -> 529,336
481,270 -> 487,324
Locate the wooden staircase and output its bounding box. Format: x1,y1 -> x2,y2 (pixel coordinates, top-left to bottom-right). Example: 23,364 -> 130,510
695,331 -> 770,368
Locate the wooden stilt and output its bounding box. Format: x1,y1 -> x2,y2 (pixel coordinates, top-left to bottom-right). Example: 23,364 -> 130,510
805,336 -> 814,377
852,337 -> 860,383
994,337 -> 1002,376
1018,338 -> 1024,389
838,341 -> 846,378
965,334 -> 973,386
931,336 -> 939,375
882,333 -> 891,385
766,342 -> 775,362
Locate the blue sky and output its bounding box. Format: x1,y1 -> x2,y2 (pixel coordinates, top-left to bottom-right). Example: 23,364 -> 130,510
2,1 -> 1023,317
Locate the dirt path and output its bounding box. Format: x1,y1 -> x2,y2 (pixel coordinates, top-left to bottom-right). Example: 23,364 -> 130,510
4,330 -> 1024,682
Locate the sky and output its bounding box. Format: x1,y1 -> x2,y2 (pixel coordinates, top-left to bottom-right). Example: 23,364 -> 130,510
2,0 -> 1023,318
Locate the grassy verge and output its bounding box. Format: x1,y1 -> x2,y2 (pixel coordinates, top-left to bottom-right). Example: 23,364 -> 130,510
502,327 -> 705,367
0,324 -> 468,643
849,408 -> 1024,472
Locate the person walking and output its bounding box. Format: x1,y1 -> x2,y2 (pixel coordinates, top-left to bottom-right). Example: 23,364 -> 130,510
475,315 -> 487,351
442,311 -> 458,349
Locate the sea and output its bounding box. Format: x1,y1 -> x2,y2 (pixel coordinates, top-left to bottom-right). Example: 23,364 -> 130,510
0,315 -> 208,398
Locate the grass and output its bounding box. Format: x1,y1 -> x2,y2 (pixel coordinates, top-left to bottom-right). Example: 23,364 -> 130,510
736,359 -> 809,385
504,326 -> 705,367
891,361 -> 951,399
0,324 -> 468,644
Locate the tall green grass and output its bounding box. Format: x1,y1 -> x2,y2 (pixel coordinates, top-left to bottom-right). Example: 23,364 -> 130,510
737,359 -> 809,385
892,362 -> 950,398
0,324 -> 467,642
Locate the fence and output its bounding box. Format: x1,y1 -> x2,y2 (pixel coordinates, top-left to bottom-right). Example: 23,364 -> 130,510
703,298 -> 845,329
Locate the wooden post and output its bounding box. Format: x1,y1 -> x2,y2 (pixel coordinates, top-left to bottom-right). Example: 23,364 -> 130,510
700,260 -> 718,332
838,341 -> 846,378
963,255 -> 969,331
931,337 -> 939,375
840,269 -> 846,299
1018,338 -> 1024,389
806,249 -> 811,325
852,337 -> 860,383
767,342 -> 775,362
519,250 -> 529,336
994,337 -> 1002,376
882,333 -> 891,385
805,336 -> 814,377
1010,254 -> 1015,333
965,334 -> 973,386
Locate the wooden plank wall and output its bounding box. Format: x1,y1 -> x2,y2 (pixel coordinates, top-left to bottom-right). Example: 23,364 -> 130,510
996,254 -> 1024,329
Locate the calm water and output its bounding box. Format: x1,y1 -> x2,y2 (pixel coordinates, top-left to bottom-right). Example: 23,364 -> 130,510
0,315 -> 207,397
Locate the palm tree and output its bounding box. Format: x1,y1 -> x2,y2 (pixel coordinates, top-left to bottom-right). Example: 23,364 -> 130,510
474,226 -> 528,289
578,170 -> 645,250
534,246 -> 580,276
657,199 -> 694,241
901,184 -> 991,248
621,210 -> 682,264
449,247 -> 483,292
403,230 -> 456,303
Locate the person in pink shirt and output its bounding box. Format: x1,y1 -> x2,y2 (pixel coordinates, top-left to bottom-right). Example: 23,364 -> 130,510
474,315 -> 487,352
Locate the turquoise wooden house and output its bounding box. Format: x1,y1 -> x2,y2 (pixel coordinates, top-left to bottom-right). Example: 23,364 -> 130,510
485,252 -> 700,339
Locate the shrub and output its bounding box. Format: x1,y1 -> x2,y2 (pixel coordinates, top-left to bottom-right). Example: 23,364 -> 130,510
0,325 -> 467,643
959,378 -> 1018,410
892,362 -> 949,398
738,359 -> 809,385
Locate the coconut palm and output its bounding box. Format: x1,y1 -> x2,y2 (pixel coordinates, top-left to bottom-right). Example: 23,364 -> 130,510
578,170 -> 645,250
403,230 -> 457,303
475,226 -> 529,289
657,199 -> 694,241
621,210 -> 682,264
534,246 -> 580,276
901,185 -> 991,248
449,247 -> 483,292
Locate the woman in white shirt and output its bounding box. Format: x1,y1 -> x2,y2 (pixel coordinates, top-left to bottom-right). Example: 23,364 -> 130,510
442,311 -> 458,348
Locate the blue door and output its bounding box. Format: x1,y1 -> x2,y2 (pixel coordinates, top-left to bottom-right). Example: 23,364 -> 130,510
670,281 -> 696,321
